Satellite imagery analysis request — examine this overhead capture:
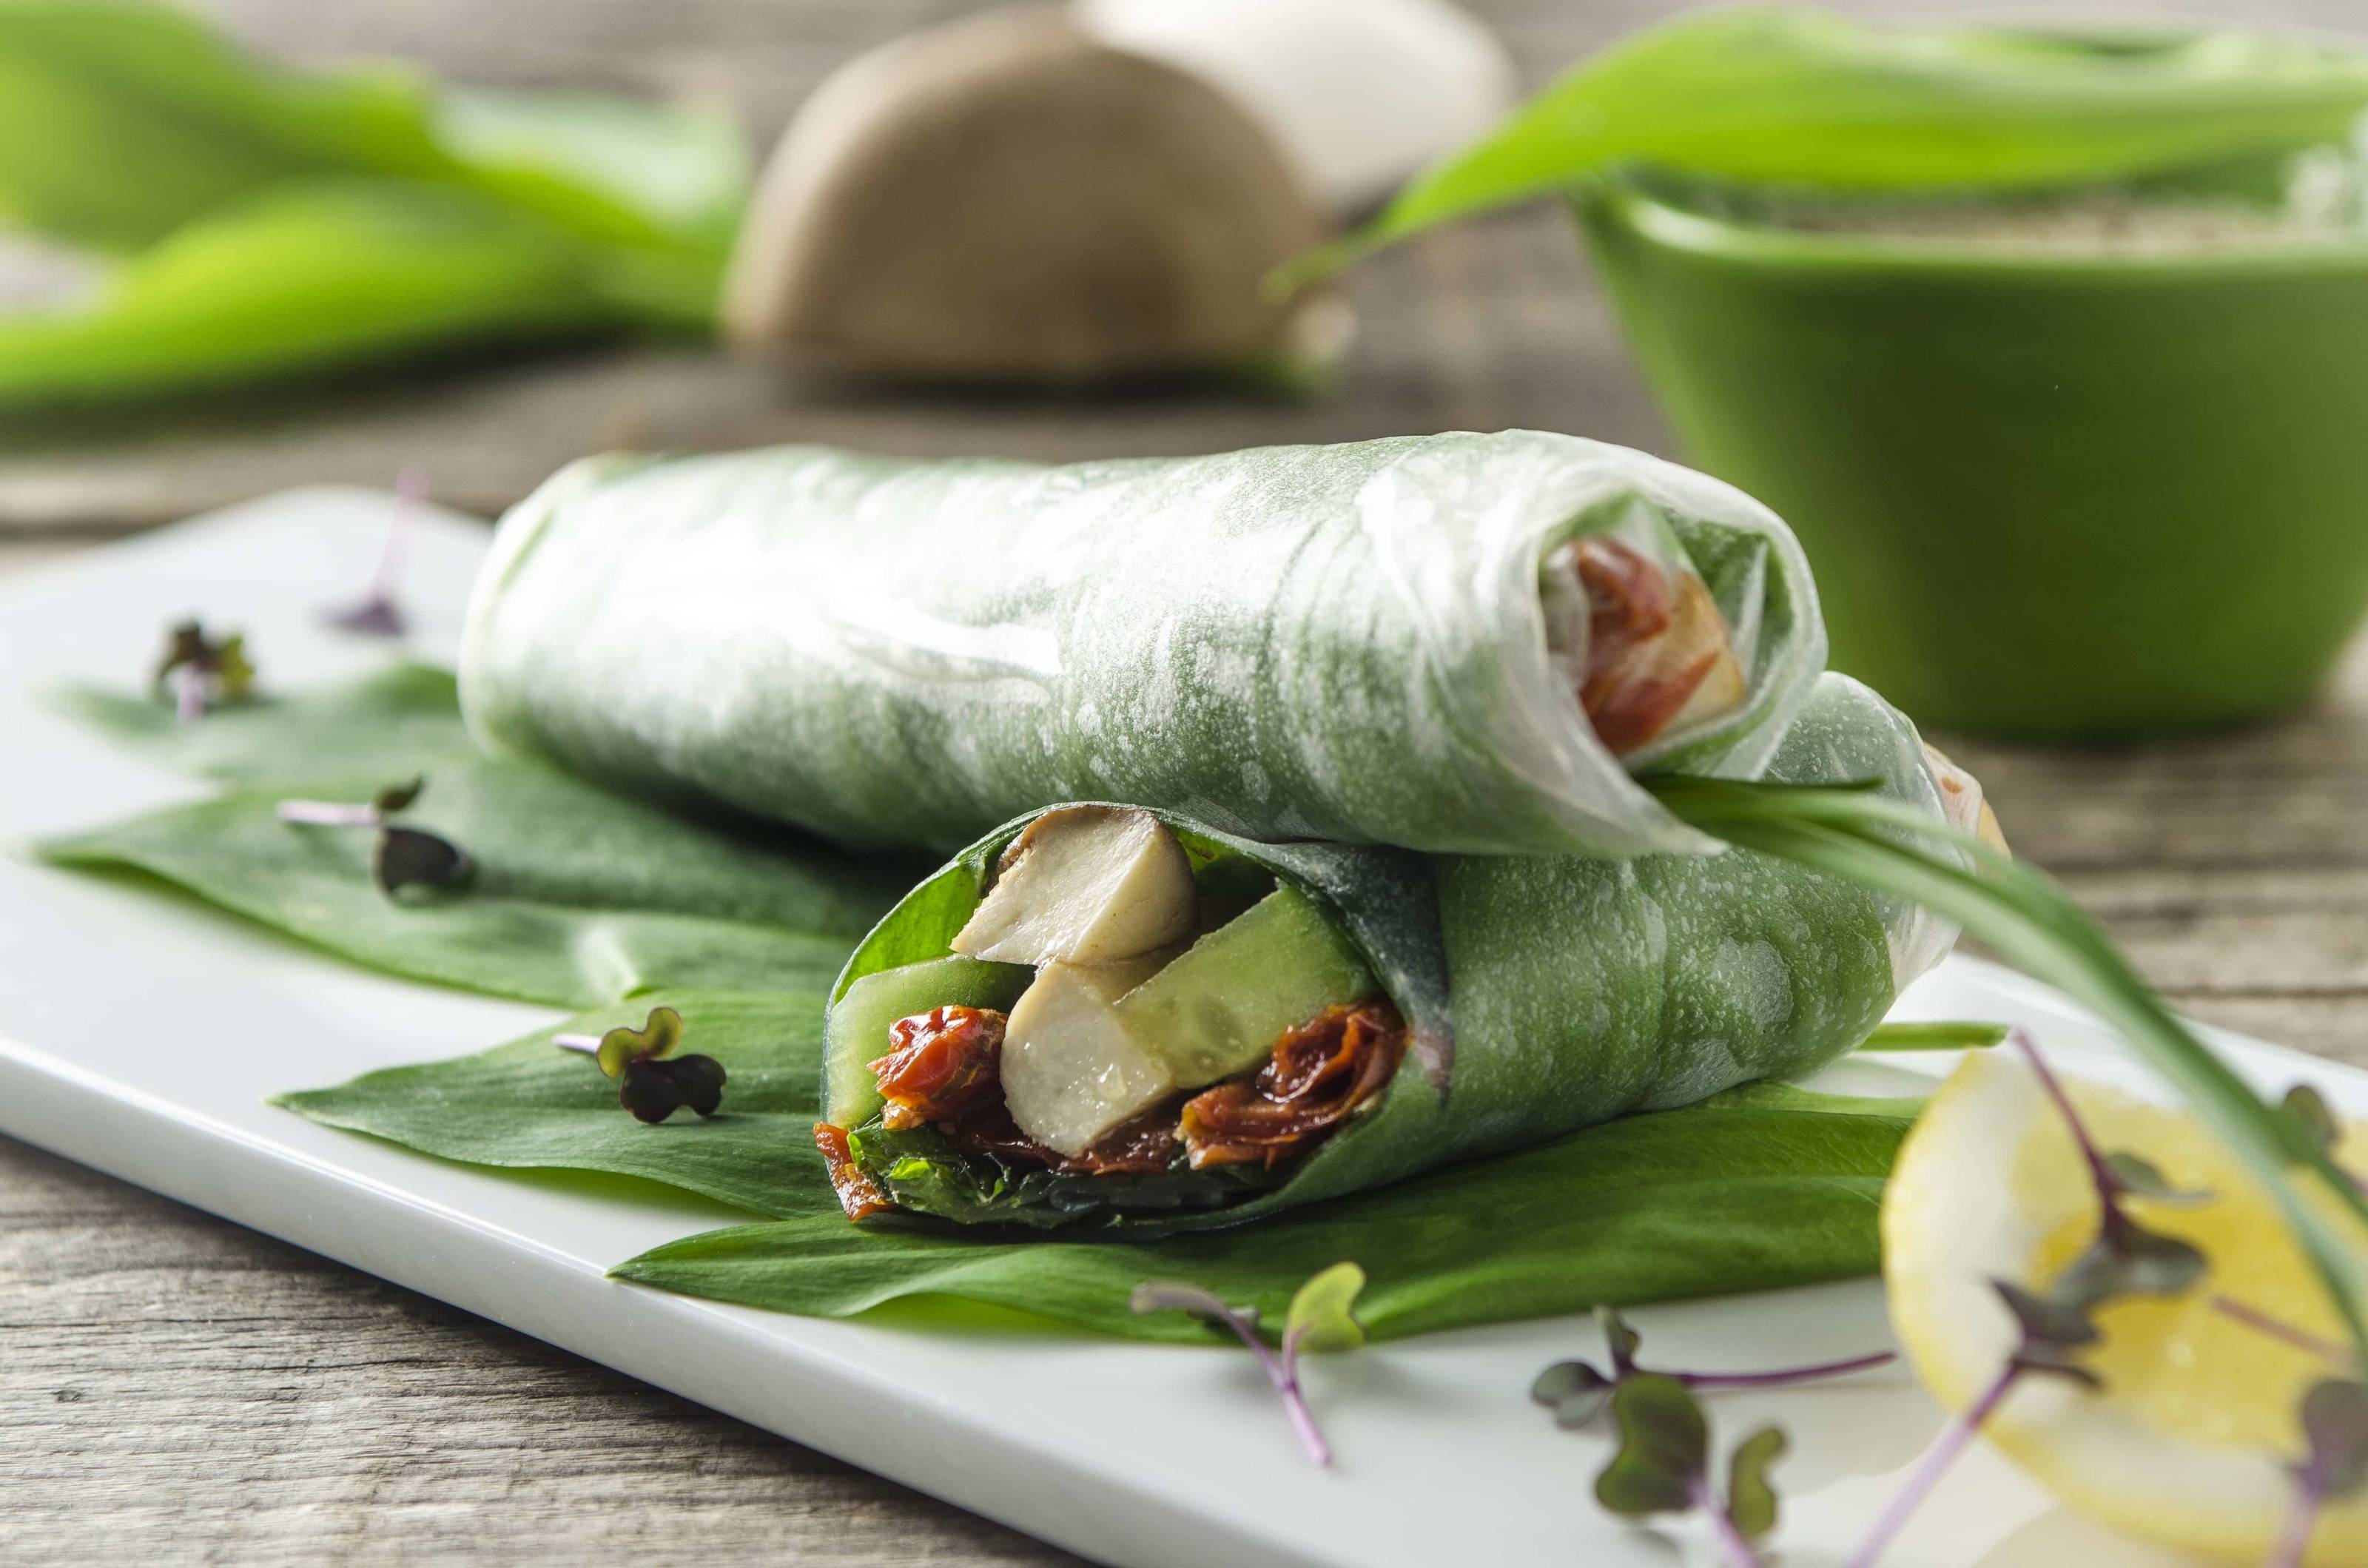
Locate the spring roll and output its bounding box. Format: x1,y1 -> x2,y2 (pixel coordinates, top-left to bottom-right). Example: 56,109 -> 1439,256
813,673 -> 1988,1231
460,431 -> 1823,858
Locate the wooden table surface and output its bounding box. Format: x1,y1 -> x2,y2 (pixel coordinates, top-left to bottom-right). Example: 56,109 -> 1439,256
10,2 -> 2368,1563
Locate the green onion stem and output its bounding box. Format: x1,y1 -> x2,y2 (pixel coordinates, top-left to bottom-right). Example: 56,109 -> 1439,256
1652,778 -> 2368,1365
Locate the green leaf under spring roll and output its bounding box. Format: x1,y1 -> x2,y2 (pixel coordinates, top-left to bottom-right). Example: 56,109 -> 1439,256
613,1099 -> 1905,1344
56,663 -> 482,784
39,761 -> 897,1006
1294,10 -> 2368,283
46,667 -> 912,1005
276,986 -> 1908,1342
278,989 -> 845,1217
461,432 -> 1826,858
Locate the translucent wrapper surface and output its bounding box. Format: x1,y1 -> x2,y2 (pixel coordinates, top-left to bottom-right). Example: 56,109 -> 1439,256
460,431 -> 1823,856
825,673 -> 1967,1231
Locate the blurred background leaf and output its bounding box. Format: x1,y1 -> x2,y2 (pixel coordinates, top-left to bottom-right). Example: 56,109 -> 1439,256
0,179 -> 716,406
0,0 -> 745,408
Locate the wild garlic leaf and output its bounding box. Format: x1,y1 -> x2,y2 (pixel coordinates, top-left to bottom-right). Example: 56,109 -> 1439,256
50,667 -> 911,1007
0,180 -> 699,410
41,764 -> 886,1006
1305,10 -> 2368,281
277,990 -> 834,1219
58,664 -> 480,784
0,1 -> 744,255
610,1101 -> 1906,1344
1594,1374 -> 1706,1519
1284,1262 -> 1367,1354
1724,1426 -> 1788,1541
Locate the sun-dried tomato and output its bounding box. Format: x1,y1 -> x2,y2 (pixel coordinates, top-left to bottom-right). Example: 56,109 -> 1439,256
1180,1001 -> 1405,1170
1569,537 -> 1726,754
870,1006 -> 1006,1131
813,1121 -> 893,1221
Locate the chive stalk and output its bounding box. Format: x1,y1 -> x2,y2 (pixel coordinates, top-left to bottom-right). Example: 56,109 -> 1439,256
1651,778 -> 2368,1364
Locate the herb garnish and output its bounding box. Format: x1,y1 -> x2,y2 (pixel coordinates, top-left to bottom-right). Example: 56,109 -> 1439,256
554,1005 -> 726,1124
323,465 -> 422,637
2275,1380 -> 2368,1568
275,776 -> 474,896
1534,1304 -> 1891,1432
1855,1020 -> 2008,1052
1653,776 -> 2368,1364
1129,1262 -> 1366,1467
2008,1029 -> 2210,1308
1592,1373 -> 1785,1567
1841,1029 -> 2207,1567
152,619 -> 254,722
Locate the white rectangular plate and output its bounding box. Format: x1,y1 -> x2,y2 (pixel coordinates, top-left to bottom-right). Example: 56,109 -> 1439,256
3,492 -> 2353,1568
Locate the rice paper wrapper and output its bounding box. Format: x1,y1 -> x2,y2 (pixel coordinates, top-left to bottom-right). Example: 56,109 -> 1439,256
825,673 -> 1964,1231
460,431 -> 1823,857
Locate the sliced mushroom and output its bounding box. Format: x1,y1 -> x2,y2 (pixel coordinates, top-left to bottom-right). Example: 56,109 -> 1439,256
1000,953 -> 1178,1155
724,6 -> 1335,384
952,804 -> 1197,966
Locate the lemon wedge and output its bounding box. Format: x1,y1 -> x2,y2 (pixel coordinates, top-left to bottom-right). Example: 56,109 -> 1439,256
1884,1048 -> 2368,1564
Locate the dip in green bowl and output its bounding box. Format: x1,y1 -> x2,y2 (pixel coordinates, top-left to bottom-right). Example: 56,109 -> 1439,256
1305,8 -> 2368,736
1577,165 -> 2368,736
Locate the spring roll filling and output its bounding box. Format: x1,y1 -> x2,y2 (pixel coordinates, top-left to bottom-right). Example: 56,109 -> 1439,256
816,807 -> 1403,1226
1544,534 -> 1748,755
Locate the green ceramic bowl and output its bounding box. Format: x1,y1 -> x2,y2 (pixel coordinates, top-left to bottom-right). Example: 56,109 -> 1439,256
1576,179 -> 2368,738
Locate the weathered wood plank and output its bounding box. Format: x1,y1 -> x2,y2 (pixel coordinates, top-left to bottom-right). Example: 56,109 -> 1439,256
0,1135 -> 1088,1567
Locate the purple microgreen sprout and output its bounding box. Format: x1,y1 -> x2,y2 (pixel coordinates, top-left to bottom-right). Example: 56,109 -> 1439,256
1846,1030 -> 2214,1568
2271,1379 -> 2368,1568
1533,1305 -> 1893,1432
1592,1372 -> 1785,1567
553,1005 -> 726,1124
2282,1084 -> 2368,1201
323,464 -> 423,637
1843,1282 -> 2102,1568
275,777 -> 473,897
1128,1261 -> 1366,1467
152,619 -> 255,723
2287,1085 -> 2341,1154
2214,1294 -> 2356,1366
2008,1029 -> 2210,1309
1856,1020 -> 2009,1052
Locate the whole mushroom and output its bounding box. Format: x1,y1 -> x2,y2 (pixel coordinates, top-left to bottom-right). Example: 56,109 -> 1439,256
724,7 -> 1341,386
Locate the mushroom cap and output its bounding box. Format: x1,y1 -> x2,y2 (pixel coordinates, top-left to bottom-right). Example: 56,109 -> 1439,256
724,7 -> 1331,384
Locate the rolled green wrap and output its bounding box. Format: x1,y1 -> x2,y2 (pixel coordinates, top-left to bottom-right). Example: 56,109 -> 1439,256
459,431 -> 1823,858
822,673 -> 1976,1231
